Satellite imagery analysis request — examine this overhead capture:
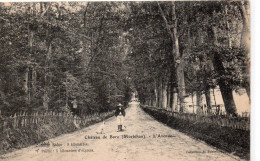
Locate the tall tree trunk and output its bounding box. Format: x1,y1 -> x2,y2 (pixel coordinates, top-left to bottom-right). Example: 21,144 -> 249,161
167,84 -> 171,110
238,1 -> 250,99
149,98 -> 151,106
42,43 -> 52,110
225,5 -> 232,48
154,87 -> 158,108
196,91 -> 202,107
196,91 -> 203,115
43,91 -> 49,110
204,87 -> 212,114
83,4 -> 88,28
27,4 -> 34,105
172,88 -> 178,111
65,77 -> 68,108
212,53 -> 238,116
191,92 -> 195,113
169,86 -> 174,111
23,68 -> 29,103
31,68 -> 36,97
152,94 -> 156,107
171,2 -> 186,112
203,69 -> 212,113
157,2 -> 186,112
159,79 -> 163,108
162,82 -> 167,109
150,96 -> 153,106
212,88 -> 219,115
211,26 -> 238,116
157,80 -> 161,108
245,87 -> 250,99
169,62 -> 176,111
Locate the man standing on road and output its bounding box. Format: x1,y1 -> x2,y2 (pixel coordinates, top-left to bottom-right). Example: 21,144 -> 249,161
115,103 -> 126,132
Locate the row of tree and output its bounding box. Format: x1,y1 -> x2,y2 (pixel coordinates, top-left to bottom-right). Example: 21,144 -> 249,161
0,2 -> 133,116
125,1 -> 250,116
0,1 -> 250,117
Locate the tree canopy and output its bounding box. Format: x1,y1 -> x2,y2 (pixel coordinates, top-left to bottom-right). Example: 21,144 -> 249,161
0,1 -> 250,117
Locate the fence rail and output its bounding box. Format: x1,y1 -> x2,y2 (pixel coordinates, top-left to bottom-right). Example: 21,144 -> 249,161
141,105 -> 250,131
0,110 -> 115,132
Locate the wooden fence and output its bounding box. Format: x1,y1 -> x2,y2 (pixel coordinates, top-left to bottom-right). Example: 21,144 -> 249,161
142,106 -> 250,131
0,110 -> 115,132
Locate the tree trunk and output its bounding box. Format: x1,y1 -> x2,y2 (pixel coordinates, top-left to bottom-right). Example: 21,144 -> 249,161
43,92 -> 49,110
83,4 -> 88,28
191,92 -> 195,113
225,5 -> 232,48
31,68 -> 36,96
154,87 -> 158,108
204,88 -> 211,113
23,68 -> 29,104
169,88 -> 174,111
238,1 -> 250,99
204,87 -> 212,114
23,68 -> 29,93
171,2 -> 186,112
144,99 -> 147,106
212,88 -> 219,115
239,1 -> 250,52
157,81 -> 161,108
196,91 -> 203,115
162,83 -> 167,109
212,53 -> 238,116
196,91 -> 202,107
245,87 -> 250,98
211,26 -> 238,116
172,88 -> 178,111
213,88 -> 217,107
152,96 -> 156,107
167,84 -> 171,110
65,77 -> 68,107
157,2 -> 186,111
159,80 -> 163,108
176,62 -> 186,112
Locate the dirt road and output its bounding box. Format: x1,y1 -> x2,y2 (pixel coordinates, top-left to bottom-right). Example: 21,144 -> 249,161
0,102 -> 243,161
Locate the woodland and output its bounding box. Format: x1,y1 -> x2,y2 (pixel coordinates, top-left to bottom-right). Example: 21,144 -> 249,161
0,1 -> 250,117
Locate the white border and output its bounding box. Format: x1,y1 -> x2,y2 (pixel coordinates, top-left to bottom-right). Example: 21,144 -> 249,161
0,0 -> 258,160
0,0 -> 250,2
251,0 -> 259,160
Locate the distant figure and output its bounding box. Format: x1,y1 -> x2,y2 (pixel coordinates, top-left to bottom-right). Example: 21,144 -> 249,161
71,99 -> 78,115
216,105 -> 220,115
115,103 -> 126,132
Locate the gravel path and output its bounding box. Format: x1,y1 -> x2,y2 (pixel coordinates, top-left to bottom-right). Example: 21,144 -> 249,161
0,102 -> 243,161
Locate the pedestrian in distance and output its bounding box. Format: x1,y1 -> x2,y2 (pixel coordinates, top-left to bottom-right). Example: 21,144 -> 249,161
115,103 -> 126,132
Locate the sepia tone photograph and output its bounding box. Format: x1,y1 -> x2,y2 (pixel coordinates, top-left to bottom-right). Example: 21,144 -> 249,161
0,1 -> 251,161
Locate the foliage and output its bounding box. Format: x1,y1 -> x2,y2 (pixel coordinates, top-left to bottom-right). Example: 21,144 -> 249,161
0,1 -> 250,116
0,2 -> 133,116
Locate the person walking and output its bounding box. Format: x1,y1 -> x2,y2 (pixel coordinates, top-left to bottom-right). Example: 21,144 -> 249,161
115,103 -> 126,132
